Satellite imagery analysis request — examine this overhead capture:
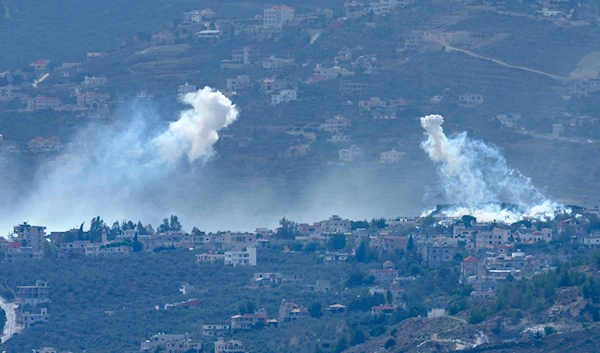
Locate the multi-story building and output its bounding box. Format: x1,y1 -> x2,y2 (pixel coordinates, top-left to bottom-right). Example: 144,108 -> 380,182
25,96 -> 61,111
20,308 -> 49,328
81,76 -> 107,87
380,149 -> 405,163
321,115 -> 352,134
14,223 -> 46,254
16,280 -> 50,306
226,75 -> 250,91
320,215 -> 352,234
202,323 -> 230,337
263,4 -> 295,29
476,228 -> 511,250
339,145 -> 364,162
231,308 -> 268,330
179,82 -> 197,95
232,47 -> 260,65
278,300 -> 309,323
222,232 -> 256,251
271,89 -> 297,105
141,333 -> 201,353
422,244 -> 458,266
224,247 -> 257,267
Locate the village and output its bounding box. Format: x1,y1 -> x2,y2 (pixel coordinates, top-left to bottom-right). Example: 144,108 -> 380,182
3,203 -> 600,353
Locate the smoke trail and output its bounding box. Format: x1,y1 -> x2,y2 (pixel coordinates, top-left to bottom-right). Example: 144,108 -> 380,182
155,87 -> 238,164
420,114 -> 564,222
0,87 -> 238,233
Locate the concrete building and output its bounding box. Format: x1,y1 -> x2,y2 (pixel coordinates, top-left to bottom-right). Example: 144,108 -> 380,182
141,333 -> 201,353
304,280 -> 332,293
279,300 -> 309,323
380,149 -> 405,163
231,308 -> 268,330
14,223 -> 46,254
224,247 -> 257,267
179,82 -> 197,95
81,76 -> 107,87
214,338 -> 246,353
458,93 -> 484,107
21,308 -> 49,328
202,324 -> 230,337
339,145 -> 364,162
232,47 -> 260,65
262,55 -> 294,70
321,115 -> 352,134
24,96 -> 61,111
422,244 -> 458,265
226,75 -> 250,91
17,280 -> 50,306
263,4 -> 295,29
271,89 -> 297,105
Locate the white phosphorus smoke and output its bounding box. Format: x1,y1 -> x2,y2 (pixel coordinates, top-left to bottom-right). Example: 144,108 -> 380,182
0,87 -> 238,233
155,87 -> 238,164
420,114 -> 565,222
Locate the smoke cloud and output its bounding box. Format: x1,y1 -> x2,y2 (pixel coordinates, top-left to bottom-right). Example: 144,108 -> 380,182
0,87 -> 238,234
155,88 -> 238,164
420,114 -> 565,222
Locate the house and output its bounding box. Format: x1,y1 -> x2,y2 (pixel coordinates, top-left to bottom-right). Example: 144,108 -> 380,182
214,338 -> 246,353
202,323 -> 230,337
371,106 -> 398,120
222,232 -> 256,251
321,115 -> 352,134
183,10 -> 203,23
226,75 -> 250,91
358,97 -> 386,111
371,305 -> 396,316
231,308 -> 268,330
271,89 -> 297,105
339,145 -> 364,162
21,308 -> 49,328
152,31 -> 176,44
30,59 -> 49,71
328,134 -> 350,143
476,228 -> 511,250
263,4 -> 295,29
279,300 -> 309,322
377,234 -> 408,253
327,304 -> 347,313
345,1 -> 365,19
0,85 -> 16,102
314,64 -> 343,80
460,256 -> 481,284
251,272 -> 285,287
262,55 -> 294,70
422,244 -> 457,266
319,215 -> 352,234
179,82 -> 197,95
458,93 -> 484,107
496,113 -> 521,128
304,280 -> 332,293
201,8 -> 216,20
284,144 -> 310,158
232,47 -> 260,65
82,76 -> 107,87
141,333 -> 201,353
13,223 -> 46,254
370,266 -> 398,283
24,96 -> 61,111
76,92 -> 110,108
224,247 -> 257,267
380,149 -> 405,163
427,308 -> 447,318
17,280 -> 50,306
260,78 -> 288,94
404,32 -> 423,50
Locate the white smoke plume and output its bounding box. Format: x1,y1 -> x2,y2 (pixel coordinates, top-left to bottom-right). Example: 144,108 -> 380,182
420,114 -> 565,223
155,87 -> 238,164
0,87 -> 238,234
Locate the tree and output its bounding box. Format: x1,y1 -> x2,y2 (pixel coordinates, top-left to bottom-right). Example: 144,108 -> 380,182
384,338 -> 396,349
468,308 -> 486,324
276,217 -> 300,239
132,234 -> 143,253
335,335 -> 348,353
350,326 -> 367,346
308,302 -> 322,318
169,215 -> 182,232
158,218 -> 170,233
356,241 -> 367,262
137,222 -> 148,236
329,234 -> 346,250
407,235 -> 415,252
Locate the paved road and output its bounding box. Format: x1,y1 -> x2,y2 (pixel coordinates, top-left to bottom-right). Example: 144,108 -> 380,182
0,296 -> 21,343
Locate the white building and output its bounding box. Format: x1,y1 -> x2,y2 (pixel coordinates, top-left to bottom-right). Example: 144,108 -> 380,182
262,55 -> 294,70
14,223 -> 46,254
321,115 -> 352,134
81,76 -> 107,87
179,82 -> 197,95
271,89 -> 297,105
263,4 -> 295,29
214,338 -> 246,353
314,64 -> 341,80
232,47 -> 260,65
320,215 -> 352,234
380,149 -> 405,163
458,93 -> 484,107
224,247 -> 257,267
339,145 -> 365,162
226,75 -> 250,91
